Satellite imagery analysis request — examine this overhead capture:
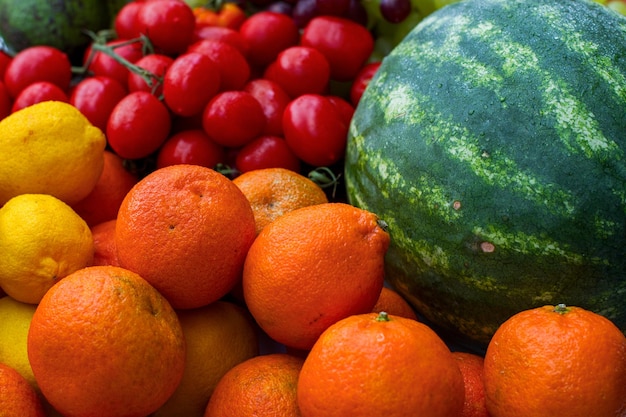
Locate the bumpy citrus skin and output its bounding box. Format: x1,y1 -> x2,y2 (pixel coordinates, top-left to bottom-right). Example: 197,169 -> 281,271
0,362 -> 45,417
0,296 -> 38,390
0,101 -> 106,206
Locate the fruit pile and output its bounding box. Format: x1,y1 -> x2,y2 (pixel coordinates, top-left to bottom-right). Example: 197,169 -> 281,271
0,0 -> 625,416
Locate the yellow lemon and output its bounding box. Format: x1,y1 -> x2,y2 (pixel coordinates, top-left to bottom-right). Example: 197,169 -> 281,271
0,194 -> 94,304
0,100 -> 106,206
0,295 -> 38,390
153,301 -> 260,417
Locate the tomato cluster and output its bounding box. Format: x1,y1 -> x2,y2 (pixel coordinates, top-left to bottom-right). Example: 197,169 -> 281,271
0,0 -> 382,182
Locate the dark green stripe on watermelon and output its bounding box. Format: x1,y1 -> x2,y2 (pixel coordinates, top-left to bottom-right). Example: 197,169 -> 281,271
345,0 -> 626,348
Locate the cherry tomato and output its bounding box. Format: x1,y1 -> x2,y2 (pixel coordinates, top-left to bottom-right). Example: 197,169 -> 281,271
0,51 -> 11,80
3,46 -> 72,98
11,81 -> 69,113
187,39 -> 250,91
238,11 -> 300,69
192,26 -> 248,56
107,91 -> 172,160
163,52 -> 221,117
282,94 -> 348,166
136,0 -> 196,55
243,78 -> 291,136
156,129 -> 226,169
86,39 -> 144,89
128,53 -> 174,96
114,1 -> 144,39
0,81 -> 12,120
350,61 -> 381,106
263,46 -> 331,97
70,76 -> 128,132
326,95 -> 355,126
235,135 -> 301,173
202,91 -> 266,147
301,16 -> 374,81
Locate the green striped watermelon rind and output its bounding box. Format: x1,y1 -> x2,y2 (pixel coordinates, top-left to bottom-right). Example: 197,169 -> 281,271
345,0 -> 626,348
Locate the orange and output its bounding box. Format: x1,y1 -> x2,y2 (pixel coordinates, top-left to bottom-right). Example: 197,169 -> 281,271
204,353 -> 304,417
0,362 -> 45,417
27,265 -> 186,417
452,351 -> 489,417
71,150 -> 138,227
115,164 -> 257,309
371,286 -> 419,320
483,304 -> 626,417
297,312 -> 465,417
232,167 -> 328,234
242,202 -> 389,350
90,219 -> 120,267
153,301 -> 260,417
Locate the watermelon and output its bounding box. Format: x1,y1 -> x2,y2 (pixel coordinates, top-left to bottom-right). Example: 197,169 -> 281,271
345,0 -> 626,349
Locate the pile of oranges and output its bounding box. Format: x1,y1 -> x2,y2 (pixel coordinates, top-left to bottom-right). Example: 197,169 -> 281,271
0,98 -> 625,416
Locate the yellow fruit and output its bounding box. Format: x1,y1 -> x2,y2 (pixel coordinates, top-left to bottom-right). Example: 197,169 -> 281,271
0,194 -> 94,304
0,295 -> 38,389
153,301 -> 260,417
0,100 -> 106,206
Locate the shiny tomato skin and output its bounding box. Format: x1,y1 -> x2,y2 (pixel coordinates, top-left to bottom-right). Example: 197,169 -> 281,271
127,54 -> 174,96
0,81 -> 12,119
192,26 -> 249,56
114,1 -> 144,39
187,39 -> 250,91
86,39 -> 144,89
163,52 -> 221,117
238,11 -> 300,69
156,129 -> 225,169
202,91 -> 266,148
136,0 -> 196,55
11,81 -> 69,113
235,135 -> 301,173
301,16 -> 374,81
243,78 -> 291,136
350,61 -> 381,106
263,46 -> 330,97
106,91 -> 172,160
70,76 -> 128,132
0,51 -> 11,80
3,46 -> 72,98
282,94 -> 348,167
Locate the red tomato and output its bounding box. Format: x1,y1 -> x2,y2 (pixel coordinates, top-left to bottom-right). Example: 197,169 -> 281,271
163,52 -> 221,117
114,1 -> 144,39
243,78 -> 291,136
86,39 -> 144,89
350,61 -> 381,106
235,135 -> 301,173
3,46 -> 72,98
106,91 -> 172,160
127,53 -> 174,96
192,26 -> 248,56
70,76 -> 128,132
187,39 -> 250,91
0,81 -> 12,120
238,11 -> 300,69
0,51 -> 11,80
263,46 -> 331,97
301,16 -> 374,81
326,95 -> 355,126
282,94 -> 348,166
156,129 -> 226,169
202,91 -> 266,147
11,81 -> 69,113
136,0 -> 196,55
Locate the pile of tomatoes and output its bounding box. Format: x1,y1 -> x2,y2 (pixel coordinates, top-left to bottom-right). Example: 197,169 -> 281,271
0,0 -> 383,184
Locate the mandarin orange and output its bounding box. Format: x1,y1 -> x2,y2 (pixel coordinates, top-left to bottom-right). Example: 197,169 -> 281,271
232,167 -> 328,234
71,150 -> 138,227
27,265 -> 186,417
0,362 -> 45,417
115,164 -> 256,309
242,202 -> 389,350
483,304 -> 626,417
371,286 -> 418,320
452,351 -> 489,417
204,353 -> 304,417
90,219 -> 120,267
297,312 -> 465,417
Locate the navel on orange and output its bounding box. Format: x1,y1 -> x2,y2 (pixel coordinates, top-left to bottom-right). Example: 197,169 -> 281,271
483,304 -> 626,417
116,164 -> 257,309
242,202 -> 389,350
297,312 -> 465,417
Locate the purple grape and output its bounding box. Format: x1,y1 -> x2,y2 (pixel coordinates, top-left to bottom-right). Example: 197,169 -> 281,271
292,0 -> 319,27
380,0 -> 412,23
345,0 -> 368,26
266,1 -> 294,15
315,0 -> 351,16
